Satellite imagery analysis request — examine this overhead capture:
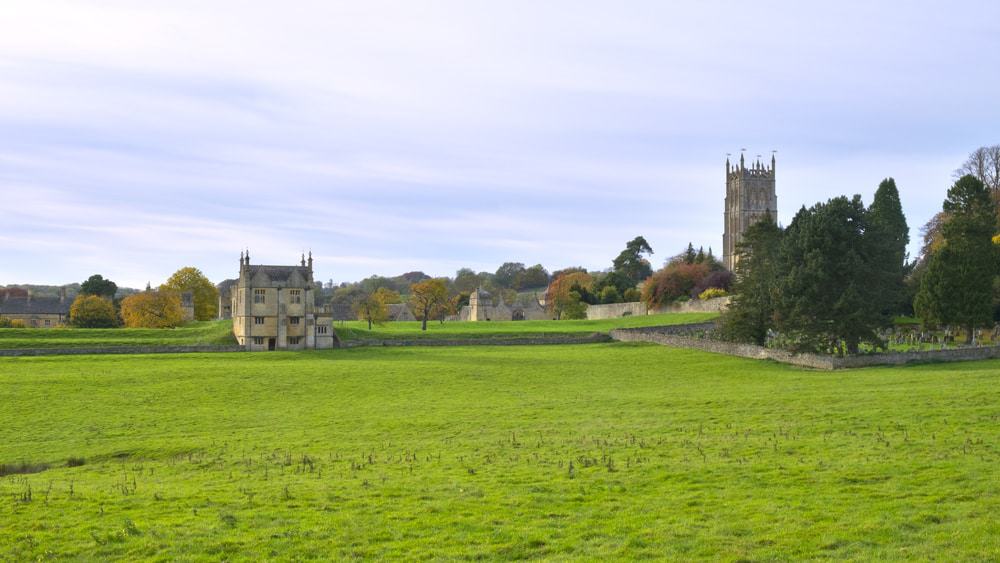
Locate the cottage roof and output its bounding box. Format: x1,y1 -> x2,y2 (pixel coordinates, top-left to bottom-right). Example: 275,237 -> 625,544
0,296 -> 71,316
245,265 -> 312,284
217,278 -> 238,290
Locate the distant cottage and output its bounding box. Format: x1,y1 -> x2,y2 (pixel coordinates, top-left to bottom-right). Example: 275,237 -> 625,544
0,288 -> 71,328
459,287 -> 551,321
231,251 -> 334,351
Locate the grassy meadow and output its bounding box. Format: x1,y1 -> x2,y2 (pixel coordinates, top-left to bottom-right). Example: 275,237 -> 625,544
0,321 -> 236,350
334,312 -> 716,341
2,343 -> 1000,559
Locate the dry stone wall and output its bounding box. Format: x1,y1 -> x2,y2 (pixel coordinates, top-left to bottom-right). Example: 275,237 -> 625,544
0,345 -> 243,357
609,323 -> 1000,370
585,297 -> 729,320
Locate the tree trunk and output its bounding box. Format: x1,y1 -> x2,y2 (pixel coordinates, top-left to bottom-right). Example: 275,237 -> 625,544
967,324 -> 974,344
421,306 -> 428,331
367,317 -> 372,331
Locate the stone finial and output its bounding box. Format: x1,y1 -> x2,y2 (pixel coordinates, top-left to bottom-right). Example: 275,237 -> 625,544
307,251 -> 313,271
301,253 -> 306,267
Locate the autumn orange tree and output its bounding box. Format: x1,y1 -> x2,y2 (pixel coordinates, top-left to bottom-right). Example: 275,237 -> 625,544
354,287 -> 400,330
545,271 -> 593,319
120,291 -> 184,328
69,295 -> 118,328
161,267 -> 219,320
409,278 -> 449,331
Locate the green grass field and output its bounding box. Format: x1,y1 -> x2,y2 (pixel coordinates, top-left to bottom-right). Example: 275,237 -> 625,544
2,344 -> 999,559
335,312 -> 716,341
0,321 -> 236,350
0,314 -> 713,350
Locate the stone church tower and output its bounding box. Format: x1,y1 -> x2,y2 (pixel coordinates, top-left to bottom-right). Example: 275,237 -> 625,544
723,153 -> 778,271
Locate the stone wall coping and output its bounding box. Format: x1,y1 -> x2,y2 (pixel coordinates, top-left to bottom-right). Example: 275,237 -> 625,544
0,345 -> 243,357
610,323 -> 1000,370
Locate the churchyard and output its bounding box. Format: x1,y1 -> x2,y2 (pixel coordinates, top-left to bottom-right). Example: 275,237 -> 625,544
2,340 -> 998,559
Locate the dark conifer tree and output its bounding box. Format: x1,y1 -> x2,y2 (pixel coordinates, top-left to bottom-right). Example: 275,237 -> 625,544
915,175 -> 997,341
867,178 -> 910,317
777,196 -> 884,354
718,216 -> 783,345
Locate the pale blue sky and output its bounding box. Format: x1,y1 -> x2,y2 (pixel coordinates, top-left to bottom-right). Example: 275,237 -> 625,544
2,1 -> 998,287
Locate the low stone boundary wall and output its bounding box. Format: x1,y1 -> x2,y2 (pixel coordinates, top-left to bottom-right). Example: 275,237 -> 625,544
0,345 -> 244,357
585,297 -> 730,320
585,302 -> 648,320
338,333 -> 612,348
656,296 -> 730,314
609,323 -> 1000,370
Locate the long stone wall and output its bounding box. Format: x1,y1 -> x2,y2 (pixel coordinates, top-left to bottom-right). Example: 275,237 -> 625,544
656,296 -> 730,314
0,345 -> 244,357
585,297 -> 730,320
609,323 -> 1000,370
338,333 -> 612,348
585,302 -> 647,320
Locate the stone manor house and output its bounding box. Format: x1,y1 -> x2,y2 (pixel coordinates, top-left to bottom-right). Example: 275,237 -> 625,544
227,251 -> 335,351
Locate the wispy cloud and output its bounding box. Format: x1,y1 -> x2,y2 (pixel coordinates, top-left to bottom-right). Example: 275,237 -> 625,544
1,1 -> 998,287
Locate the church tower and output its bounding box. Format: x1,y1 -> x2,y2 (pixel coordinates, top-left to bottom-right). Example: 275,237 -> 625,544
722,153 -> 778,271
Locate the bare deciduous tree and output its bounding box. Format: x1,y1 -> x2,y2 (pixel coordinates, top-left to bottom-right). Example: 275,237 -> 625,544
955,144 -> 1000,199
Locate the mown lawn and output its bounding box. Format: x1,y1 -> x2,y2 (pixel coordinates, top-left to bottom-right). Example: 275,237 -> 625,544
0,321 -> 236,349
335,312 -> 716,340
1,344 -> 999,559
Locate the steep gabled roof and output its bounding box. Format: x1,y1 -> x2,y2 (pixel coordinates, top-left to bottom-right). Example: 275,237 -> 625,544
0,297 -> 71,316
246,265 -> 312,284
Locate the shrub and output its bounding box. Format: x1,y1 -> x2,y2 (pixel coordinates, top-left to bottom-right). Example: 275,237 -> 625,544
70,295 -> 118,328
598,286 -> 622,304
120,291 -> 184,328
623,288 -> 641,302
691,270 -> 733,298
561,291 -> 589,319
642,263 -> 710,308
699,288 -> 728,301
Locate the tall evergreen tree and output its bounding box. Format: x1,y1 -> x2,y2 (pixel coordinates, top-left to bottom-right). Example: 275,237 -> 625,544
682,243 -> 697,264
914,175 -> 997,341
867,178 -> 910,317
777,196 -> 884,354
718,216 -> 783,345
612,236 -> 654,286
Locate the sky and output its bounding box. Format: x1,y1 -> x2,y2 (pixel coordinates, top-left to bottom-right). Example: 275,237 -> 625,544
2,1 -> 999,288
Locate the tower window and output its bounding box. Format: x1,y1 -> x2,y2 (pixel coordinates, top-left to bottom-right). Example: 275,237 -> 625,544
254,289 -> 266,304
254,317 -> 264,325
290,289 -> 301,304
288,336 -> 301,345
290,317 -> 300,325
317,325 -> 328,335
253,337 -> 264,345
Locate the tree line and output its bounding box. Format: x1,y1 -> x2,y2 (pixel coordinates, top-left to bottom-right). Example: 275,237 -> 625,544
720,144 -> 1000,353
65,268 -> 219,329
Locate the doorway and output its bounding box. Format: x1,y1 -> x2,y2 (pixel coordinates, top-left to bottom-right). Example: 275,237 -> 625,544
268,338 -> 276,351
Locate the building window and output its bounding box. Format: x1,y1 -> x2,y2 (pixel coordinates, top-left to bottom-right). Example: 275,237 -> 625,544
44,319 -> 51,327
254,317 -> 265,325
253,337 -> 264,345
254,289 -> 266,304
288,336 -> 301,345
317,325 -> 328,335
289,316 -> 300,325
290,289 -> 301,304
